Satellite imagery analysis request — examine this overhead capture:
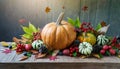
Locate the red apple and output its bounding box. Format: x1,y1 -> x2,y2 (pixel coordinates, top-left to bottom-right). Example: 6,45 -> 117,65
100,49 -> 105,55
63,49 -> 70,55
103,45 -> 109,50
109,49 -> 116,55
25,44 -> 32,51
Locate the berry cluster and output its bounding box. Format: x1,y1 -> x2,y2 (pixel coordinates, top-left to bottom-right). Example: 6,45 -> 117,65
69,46 -> 80,57
16,43 -> 25,52
80,22 -> 94,32
39,45 -> 48,54
111,36 -> 120,49
33,32 -> 41,41
100,45 -> 116,55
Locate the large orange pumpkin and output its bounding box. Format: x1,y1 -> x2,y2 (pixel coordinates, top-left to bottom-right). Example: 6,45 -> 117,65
41,13 -> 76,50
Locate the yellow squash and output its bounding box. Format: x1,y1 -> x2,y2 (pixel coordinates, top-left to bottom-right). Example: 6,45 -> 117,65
78,32 -> 96,45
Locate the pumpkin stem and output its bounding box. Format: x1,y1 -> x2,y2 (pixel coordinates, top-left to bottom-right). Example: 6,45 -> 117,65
83,32 -> 87,37
56,12 -> 64,25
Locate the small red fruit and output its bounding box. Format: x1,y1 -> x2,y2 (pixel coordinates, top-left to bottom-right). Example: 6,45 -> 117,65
25,44 -> 32,51
100,50 -> 105,55
103,45 -> 109,50
108,46 -> 112,49
109,49 -> 116,55
63,49 -> 70,55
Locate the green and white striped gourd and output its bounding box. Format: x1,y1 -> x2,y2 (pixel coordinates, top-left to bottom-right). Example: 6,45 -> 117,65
97,35 -> 109,45
79,42 -> 93,55
32,40 -> 44,50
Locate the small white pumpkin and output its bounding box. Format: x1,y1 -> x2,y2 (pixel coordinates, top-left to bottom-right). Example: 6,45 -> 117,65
32,40 -> 44,50
79,42 -> 93,55
97,35 -> 109,45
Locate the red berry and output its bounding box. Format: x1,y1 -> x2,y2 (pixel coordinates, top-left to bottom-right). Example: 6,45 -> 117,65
70,50 -> 73,53
69,54 -> 73,57
108,46 -> 112,49
109,49 -> 116,55
70,47 -> 73,50
72,48 -> 75,52
100,50 -> 105,55
103,45 -> 109,50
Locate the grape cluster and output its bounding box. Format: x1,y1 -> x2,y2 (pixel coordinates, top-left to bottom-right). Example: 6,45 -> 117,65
16,43 -> 25,52
33,32 -> 41,41
92,45 -> 102,53
39,45 -> 48,54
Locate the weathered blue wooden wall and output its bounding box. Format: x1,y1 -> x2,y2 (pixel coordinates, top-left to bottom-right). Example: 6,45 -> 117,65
0,0 -> 120,41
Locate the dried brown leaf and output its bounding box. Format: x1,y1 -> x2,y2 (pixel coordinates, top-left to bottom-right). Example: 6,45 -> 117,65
101,21 -> 107,27
13,37 -> 22,44
30,50 -> 39,55
80,55 -> 87,59
19,56 -> 28,61
35,53 -> 46,59
92,54 -> 101,59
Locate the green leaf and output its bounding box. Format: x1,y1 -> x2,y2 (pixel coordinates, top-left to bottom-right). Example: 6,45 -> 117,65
99,53 -> 103,58
106,51 -> 111,56
96,23 -> 102,31
67,17 -> 75,26
22,34 -> 32,39
22,26 -> 32,35
75,17 -> 81,28
67,17 -> 81,28
73,52 -> 77,57
29,22 -> 37,33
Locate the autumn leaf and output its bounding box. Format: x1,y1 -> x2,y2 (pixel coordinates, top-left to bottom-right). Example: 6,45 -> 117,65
30,50 -> 39,55
19,18 -> 26,24
82,6 -> 88,11
62,6 -> 65,9
2,49 -> 11,54
92,54 -> 101,59
101,21 -> 107,27
35,53 -> 46,59
19,56 -> 28,61
45,7 -> 51,13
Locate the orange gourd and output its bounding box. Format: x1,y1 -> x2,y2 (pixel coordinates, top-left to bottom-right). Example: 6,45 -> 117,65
41,13 -> 76,50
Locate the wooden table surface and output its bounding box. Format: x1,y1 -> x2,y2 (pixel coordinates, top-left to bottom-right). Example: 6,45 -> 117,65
0,42 -> 120,63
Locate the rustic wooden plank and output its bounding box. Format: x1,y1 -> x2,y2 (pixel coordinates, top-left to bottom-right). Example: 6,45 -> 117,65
107,0 -> 120,36
0,63 -> 120,69
0,43 -> 16,62
0,42 -> 120,63
95,0 -> 110,26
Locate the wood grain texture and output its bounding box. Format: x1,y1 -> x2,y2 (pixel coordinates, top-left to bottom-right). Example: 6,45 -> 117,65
0,43 -> 120,63
0,63 -> 120,69
0,43 -> 120,69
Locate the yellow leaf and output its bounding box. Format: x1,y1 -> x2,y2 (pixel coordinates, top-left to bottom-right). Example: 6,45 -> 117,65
1,41 -> 9,47
80,55 -> 87,59
92,54 -> 101,59
118,55 -> 120,58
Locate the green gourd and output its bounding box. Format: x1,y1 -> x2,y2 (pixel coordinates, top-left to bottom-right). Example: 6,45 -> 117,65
79,42 -> 93,55
32,40 -> 44,50
97,35 -> 109,46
